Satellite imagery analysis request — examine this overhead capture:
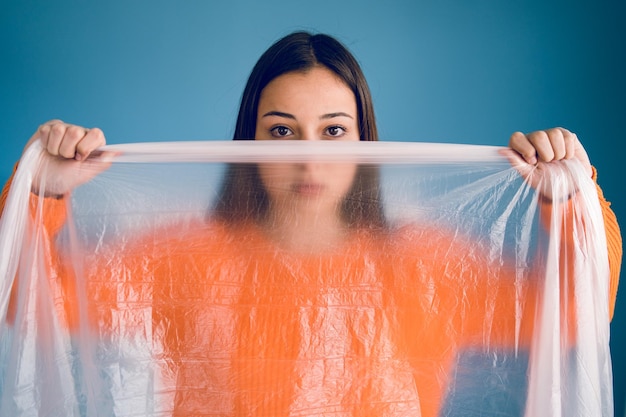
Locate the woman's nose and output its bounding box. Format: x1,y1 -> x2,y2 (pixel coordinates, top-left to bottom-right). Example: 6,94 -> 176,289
295,161 -> 322,173
299,128 -> 319,141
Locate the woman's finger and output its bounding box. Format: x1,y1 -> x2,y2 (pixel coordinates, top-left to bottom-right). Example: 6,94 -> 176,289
509,131 -> 538,165
562,129 -> 578,160
525,130 -> 555,163
75,127 -> 106,161
58,125 -> 90,159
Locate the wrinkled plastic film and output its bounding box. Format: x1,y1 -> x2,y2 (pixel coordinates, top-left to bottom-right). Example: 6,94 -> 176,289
0,141 -> 612,416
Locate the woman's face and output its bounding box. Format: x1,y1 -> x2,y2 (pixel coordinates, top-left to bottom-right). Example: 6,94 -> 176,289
254,66 -> 359,219
255,66 -> 360,142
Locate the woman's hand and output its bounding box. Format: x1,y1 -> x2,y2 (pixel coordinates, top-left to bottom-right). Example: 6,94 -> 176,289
503,127 -> 592,201
25,120 -> 112,197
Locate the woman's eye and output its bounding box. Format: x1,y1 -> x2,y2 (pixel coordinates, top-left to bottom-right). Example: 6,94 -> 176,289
270,126 -> 293,138
326,126 -> 346,137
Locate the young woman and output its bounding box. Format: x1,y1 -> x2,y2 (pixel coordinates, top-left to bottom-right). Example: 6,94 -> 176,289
1,31 -> 621,416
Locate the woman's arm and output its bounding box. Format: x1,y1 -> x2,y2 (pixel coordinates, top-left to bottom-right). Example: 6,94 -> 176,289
506,127 -> 622,319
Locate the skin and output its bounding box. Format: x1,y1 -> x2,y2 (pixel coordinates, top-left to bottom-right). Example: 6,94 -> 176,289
253,67 -> 361,250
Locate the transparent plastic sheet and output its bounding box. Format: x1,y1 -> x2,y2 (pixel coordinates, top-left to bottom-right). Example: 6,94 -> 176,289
0,141 -> 612,416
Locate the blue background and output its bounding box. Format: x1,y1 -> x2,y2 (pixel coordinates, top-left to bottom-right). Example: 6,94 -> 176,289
1,0 -> 624,414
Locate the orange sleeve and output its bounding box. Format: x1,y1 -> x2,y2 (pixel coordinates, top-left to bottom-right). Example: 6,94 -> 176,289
2,162 -> 70,326
1,162 -> 67,233
592,167 -> 622,320
536,167 -> 622,321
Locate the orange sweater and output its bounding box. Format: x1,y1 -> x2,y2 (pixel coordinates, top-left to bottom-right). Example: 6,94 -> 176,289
0,164 -> 622,416
76,220 -> 535,416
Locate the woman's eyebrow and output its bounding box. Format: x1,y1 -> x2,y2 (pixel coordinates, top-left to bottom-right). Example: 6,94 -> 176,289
261,111 -> 295,119
320,112 -> 353,120
261,111 -> 354,120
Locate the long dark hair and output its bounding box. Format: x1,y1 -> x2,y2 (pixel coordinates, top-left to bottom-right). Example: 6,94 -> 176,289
214,31 -> 385,229
233,31 -> 377,142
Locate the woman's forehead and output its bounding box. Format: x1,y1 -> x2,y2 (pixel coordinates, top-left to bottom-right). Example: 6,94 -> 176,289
258,67 -> 356,116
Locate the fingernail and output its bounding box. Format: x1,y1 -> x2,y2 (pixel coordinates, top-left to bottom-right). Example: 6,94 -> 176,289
75,153 -> 83,161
